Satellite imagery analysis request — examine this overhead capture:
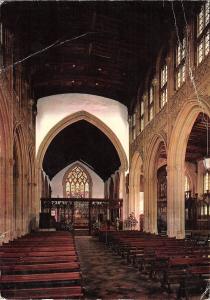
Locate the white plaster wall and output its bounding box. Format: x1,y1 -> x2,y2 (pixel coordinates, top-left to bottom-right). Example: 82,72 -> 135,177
36,94 -> 129,165
51,161 -> 104,198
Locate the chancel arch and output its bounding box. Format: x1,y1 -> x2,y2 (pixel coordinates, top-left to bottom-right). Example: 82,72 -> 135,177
36,110 -> 128,217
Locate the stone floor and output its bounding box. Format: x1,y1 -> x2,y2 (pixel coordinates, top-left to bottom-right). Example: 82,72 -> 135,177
75,236 -> 202,300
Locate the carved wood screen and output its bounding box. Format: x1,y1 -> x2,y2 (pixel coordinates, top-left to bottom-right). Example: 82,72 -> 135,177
41,198 -> 123,233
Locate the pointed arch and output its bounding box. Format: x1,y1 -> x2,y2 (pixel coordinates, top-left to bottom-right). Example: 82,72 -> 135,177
144,134 -> 167,233
129,151 -> 144,224
167,98 -> 210,238
37,111 -> 128,171
13,124 -> 28,237
0,89 -> 12,242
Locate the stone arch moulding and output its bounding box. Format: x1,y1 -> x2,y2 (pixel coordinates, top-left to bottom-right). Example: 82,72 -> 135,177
62,162 -> 93,198
13,124 -> 28,238
144,134 -> 167,234
0,94 -> 12,243
129,151 -> 143,223
167,99 -> 210,238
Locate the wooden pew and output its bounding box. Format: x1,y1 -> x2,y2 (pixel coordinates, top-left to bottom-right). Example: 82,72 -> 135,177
0,271 -> 81,284
0,255 -> 78,264
0,231 -> 83,299
0,250 -> 76,258
1,286 -> 83,299
157,256 -> 210,299
1,262 -> 80,274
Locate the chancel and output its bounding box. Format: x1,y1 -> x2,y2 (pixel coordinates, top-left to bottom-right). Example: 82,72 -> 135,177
0,1 -> 209,299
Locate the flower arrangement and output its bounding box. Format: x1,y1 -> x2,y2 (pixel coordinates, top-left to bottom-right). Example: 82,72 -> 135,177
124,212 -> 138,230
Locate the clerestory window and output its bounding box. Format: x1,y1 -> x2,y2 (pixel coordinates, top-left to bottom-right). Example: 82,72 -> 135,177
197,1 -> 210,64
160,63 -> 168,108
175,37 -> 186,89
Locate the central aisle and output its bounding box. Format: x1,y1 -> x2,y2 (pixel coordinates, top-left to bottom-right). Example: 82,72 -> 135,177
75,236 -> 172,300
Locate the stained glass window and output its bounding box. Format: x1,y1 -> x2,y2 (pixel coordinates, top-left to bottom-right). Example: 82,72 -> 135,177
64,164 -> 91,198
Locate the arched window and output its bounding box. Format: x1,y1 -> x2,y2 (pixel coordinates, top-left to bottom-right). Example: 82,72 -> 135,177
160,62 -> 168,108
140,96 -> 144,131
197,1 -> 209,64
175,35 -> 186,89
203,171 -> 210,193
63,164 -> 92,198
148,82 -> 154,121
185,175 -> 190,192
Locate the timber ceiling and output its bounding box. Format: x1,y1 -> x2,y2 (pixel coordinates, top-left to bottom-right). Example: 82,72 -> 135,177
1,1 -> 202,179
186,113 -> 210,163
2,1 -> 201,109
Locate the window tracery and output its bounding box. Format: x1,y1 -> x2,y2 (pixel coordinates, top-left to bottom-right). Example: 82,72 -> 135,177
64,164 -> 92,198
160,63 -> 168,108
175,36 -> 186,89
140,96 -> 144,131
148,84 -> 154,121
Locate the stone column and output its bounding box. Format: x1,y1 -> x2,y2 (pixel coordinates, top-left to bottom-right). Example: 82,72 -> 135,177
6,157 -> 15,241
197,160 -> 205,197
119,168 -> 128,221
143,175 -> 149,232
167,164 -> 185,238
144,171 -> 157,234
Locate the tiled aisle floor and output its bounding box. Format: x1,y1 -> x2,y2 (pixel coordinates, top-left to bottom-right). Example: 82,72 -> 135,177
75,236 -> 188,300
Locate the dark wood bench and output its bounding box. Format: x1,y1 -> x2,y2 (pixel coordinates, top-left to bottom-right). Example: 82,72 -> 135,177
1,246 -> 75,251
156,257 -> 210,299
0,250 -> 76,258
0,255 -> 78,264
1,286 -> 83,299
1,262 -> 80,274
0,231 -> 82,298
0,271 -> 81,284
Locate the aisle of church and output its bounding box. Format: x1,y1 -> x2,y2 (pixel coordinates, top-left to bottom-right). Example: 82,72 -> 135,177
75,236 -> 172,300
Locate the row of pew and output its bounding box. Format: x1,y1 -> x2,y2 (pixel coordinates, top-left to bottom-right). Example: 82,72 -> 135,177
99,230 -> 210,299
0,231 -> 83,299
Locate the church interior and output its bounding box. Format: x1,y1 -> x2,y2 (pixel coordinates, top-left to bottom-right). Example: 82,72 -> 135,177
0,1 -> 209,299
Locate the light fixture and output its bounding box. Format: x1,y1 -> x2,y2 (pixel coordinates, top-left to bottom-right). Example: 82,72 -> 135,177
203,118 -> 210,170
